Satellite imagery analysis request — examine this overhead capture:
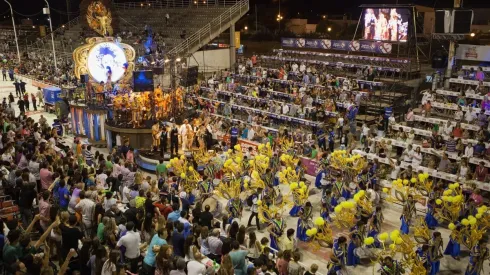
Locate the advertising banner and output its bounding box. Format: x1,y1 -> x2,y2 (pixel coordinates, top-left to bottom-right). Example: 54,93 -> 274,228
455,44 -> 490,61
300,157 -> 319,176
281,38 -> 392,54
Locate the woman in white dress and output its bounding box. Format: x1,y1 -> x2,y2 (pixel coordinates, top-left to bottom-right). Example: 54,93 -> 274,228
412,147 -> 423,167
457,159 -> 469,182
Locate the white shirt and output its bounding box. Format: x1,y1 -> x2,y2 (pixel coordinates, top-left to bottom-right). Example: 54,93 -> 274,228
75,198 -> 95,225
388,116 -> 396,125
442,124 -> 453,136
247,128 -> 255,140
291,63 -> 298,72
406,111 -> 414,122
179,124 -> 189,136
104,198 -> 117,211
282,104 -> 289,115
390,166 -> 401,180
122,186 -> 131,203
464,146 -> 474,158
455,110 -> 464,121
338,117 -> 344,127
403,149 -> 413,162
101,260 -> 117,275
299,64 -> 306,72
117,230 -> 141,259
465,111 -> 476,123
187,260 -> 206,275
97,173 -> 108,188
412,151 -> 423,166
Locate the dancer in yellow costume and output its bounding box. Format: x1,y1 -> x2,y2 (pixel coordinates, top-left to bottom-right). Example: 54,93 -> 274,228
152,121 -> 160,150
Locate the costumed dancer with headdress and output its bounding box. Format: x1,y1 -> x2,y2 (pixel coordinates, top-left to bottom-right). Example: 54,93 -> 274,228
332,236 -> 348,270
347,221 -> 364,266
267,212 -> 286,251
226,197 -> 243,224
465,239 -> 489,275
289,182 -> 307,217
367,206 -> 384,248
297,201 -> 312,242
315,163 -> 329,189
429,231 -> 443,275
425,199 -> 438,230
198,175 -> 213,203
417,244 -> 431,274
444,223 -> 461,260
342,181 -> 357,200
379,256 -> 405,275
400,195 -> 416,234
321,189 -> 335,222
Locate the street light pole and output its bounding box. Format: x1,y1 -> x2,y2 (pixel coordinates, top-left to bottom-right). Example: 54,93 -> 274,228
4,0 -> 20,64
44,0 -> 58,71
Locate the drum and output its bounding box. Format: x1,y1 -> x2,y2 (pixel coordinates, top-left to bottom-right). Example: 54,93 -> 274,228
203,196 -> 223,217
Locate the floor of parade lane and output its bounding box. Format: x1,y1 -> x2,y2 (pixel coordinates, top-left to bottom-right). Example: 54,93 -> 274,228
2,78 -> 473,274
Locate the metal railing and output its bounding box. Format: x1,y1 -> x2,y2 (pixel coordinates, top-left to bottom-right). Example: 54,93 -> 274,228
167,0 -> 248,56
113,0 -> 240,9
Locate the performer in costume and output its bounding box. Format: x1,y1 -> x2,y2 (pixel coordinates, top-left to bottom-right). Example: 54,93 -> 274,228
226,197 -> 243,224
342,181 -> 357,200
465,239 -> 489,275
333,236 -> 348,268
315,166 -> 330,189
321,190 -> 335,221
198,175 -> 213,202
444,223 -> 461,260
400,195 -> 416,234
379,256 -> 405,275
367,206 -> 384,248
289,187 -> 304,217
295,160 -> 306,180
425,199 -> 438,229
327,257 -> 342,275
416,244 -> 431,274
429,231 -> 443,275
152,121 -> 160,151
347,221 -> 364,266
297,201 -> 313,242
267,212 -> 285,251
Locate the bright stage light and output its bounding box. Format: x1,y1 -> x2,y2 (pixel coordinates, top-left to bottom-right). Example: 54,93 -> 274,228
470,33 -> 475,37
87,42 -> 127,83
176,57 -> 181,62
164,59 -> 170,63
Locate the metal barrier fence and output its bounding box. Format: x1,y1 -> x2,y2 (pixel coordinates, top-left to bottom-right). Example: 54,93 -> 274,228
113,0 -> 241,9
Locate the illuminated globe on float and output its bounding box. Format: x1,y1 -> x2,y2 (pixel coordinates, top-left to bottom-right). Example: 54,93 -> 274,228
87,42 -> 127,83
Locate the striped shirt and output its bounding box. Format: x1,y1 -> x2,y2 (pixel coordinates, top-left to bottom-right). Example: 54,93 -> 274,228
445,139 -> 456,152
207,236 -> 222,255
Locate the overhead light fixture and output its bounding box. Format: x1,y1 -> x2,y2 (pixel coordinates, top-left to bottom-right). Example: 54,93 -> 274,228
62,25 -> 65,28
176,57 -> 181,62
327,27 -> 332,32
165,59 -> 170,63
470,32 -> 475,37
244,26 -> 248,30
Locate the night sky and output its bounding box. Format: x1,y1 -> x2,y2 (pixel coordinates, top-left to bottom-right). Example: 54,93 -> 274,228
0,0 -> 489,27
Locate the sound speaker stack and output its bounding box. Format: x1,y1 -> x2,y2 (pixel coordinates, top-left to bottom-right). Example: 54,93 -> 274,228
181,66 -> 198,87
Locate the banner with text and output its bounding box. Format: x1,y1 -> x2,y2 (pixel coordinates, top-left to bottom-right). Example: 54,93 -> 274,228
281,38 -> 392,54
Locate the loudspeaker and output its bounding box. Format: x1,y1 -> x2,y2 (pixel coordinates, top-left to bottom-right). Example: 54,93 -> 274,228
181,66 -> 198,87
435,10 -> 451,33
432,52 -> 447,69
452,10 -> 473,34
80,74 -> 88,84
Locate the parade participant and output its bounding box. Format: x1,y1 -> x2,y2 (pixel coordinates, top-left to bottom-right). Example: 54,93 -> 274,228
321,189 -> 335,221
465,239 -> 489,275
417,244 -> 431,273
379,256 -> 405,275
332,236 -> 347,268
444,224 -> 461,260
152,121 -> 160,152
429,231 -> 443,275
226,196 -> 243,224
198,175 -> 213,203
179,119 -> 190,152
347,221 -> 363,266
267,212 -> 286,251
247,187 -> 263,230
296,201 -> 312,242
400,195 -> 416,234
367,206 -> 384,247
159,125 -> 168,157
425,199 -> 438,230
170,124 -> 179,156
230,124 -> 239,151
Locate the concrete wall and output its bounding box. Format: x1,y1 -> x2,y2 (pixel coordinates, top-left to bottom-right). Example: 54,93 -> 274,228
187,48 -> 230,73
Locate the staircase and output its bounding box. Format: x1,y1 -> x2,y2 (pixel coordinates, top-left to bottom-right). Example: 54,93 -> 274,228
25,0 -> 248,68
167,0 -> 249,57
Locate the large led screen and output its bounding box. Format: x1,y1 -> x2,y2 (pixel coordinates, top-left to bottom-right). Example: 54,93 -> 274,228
363,8 -> 410,42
